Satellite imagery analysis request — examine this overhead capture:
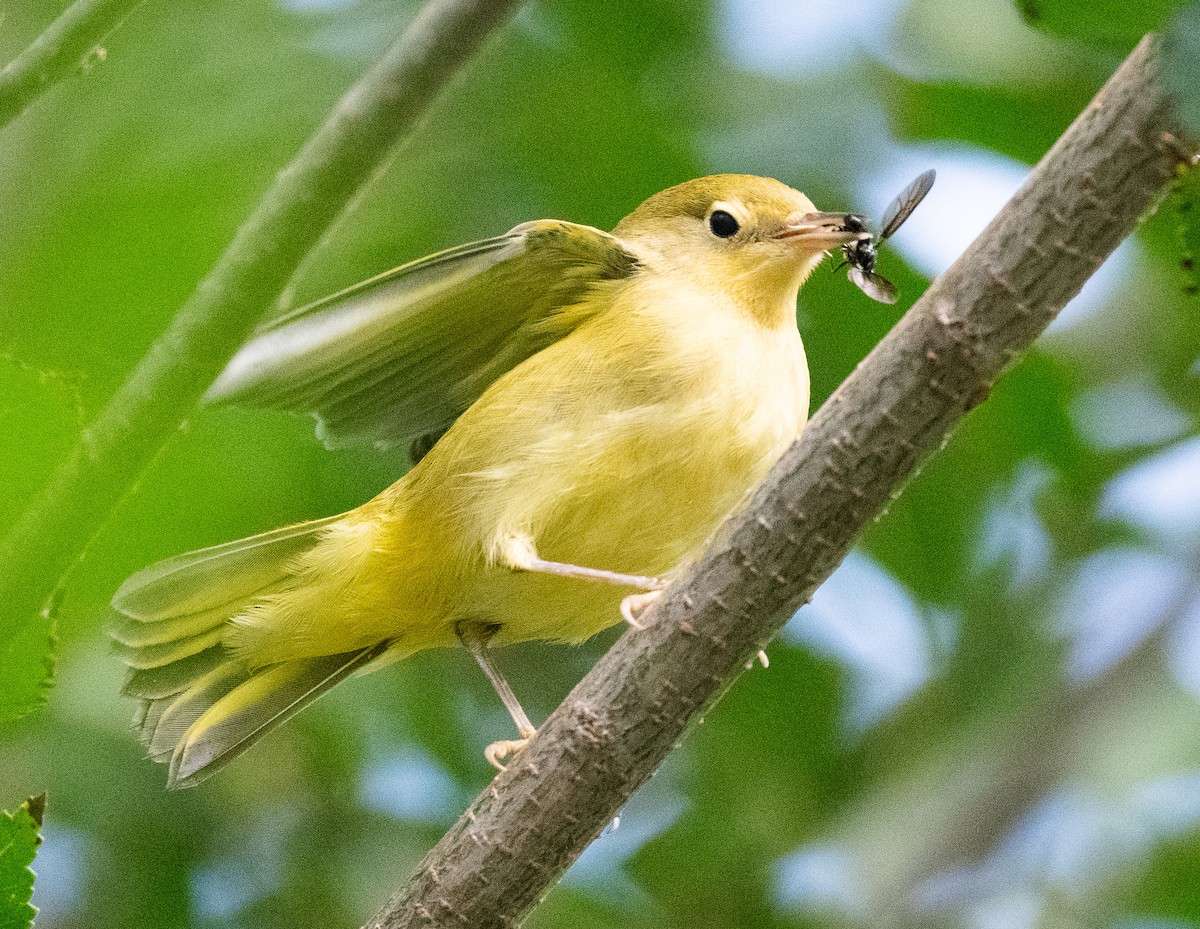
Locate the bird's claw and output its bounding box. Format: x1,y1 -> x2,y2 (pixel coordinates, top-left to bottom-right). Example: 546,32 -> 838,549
485,735 -> 533,770
621,590 -> 663,629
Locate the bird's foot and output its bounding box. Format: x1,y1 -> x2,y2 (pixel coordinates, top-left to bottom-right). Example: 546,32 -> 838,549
485,726 -> 536,770
621,589 -> 663,629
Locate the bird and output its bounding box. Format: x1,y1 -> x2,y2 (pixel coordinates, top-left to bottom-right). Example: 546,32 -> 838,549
109,174 -> 867,788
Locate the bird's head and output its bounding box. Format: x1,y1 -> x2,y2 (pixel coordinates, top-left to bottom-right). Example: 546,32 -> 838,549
614,174 -> 865,326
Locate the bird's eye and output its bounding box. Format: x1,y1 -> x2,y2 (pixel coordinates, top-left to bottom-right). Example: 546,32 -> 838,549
708,210 -> 740,238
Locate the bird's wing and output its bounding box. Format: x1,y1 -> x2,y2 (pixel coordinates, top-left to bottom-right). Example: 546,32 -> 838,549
206,220 -> 639,454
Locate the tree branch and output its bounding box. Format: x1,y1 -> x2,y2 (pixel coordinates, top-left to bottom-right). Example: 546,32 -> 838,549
0,0 -> 148,130
0,0 -> 524,702
367,35 -> 1192,929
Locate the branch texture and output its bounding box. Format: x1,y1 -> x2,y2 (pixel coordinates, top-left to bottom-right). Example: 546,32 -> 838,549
369,35 -> 1190,929
0,0 -> 148,129
0,0 -> 524,696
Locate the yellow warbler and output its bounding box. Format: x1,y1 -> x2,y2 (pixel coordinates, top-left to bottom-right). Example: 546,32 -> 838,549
110,175 -> 866,788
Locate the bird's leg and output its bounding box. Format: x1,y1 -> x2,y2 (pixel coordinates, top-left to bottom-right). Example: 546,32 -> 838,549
456,620 -> 537,770
499,533 -> 664,590
499,534 -> 668,631
518,556 -> 665,592
527,559 -> 667,629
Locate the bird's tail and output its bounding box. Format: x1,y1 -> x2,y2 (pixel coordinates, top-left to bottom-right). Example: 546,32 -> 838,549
110,516 -> 385,789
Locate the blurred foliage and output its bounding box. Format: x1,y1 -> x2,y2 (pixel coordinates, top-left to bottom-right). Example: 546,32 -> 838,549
1,1 -> 1200,928
1017,0 -> 1191,47
1164,2 -> 1200,136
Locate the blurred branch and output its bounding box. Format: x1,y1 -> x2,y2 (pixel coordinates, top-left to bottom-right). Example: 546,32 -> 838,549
368,35 -> 1194,929
0,0 -> 148,130
0,0 -> 524,709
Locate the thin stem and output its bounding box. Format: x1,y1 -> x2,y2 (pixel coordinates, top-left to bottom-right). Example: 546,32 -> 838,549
0,0 -> 148,129
365,35 -> 1191,929
0,0 -> 525,711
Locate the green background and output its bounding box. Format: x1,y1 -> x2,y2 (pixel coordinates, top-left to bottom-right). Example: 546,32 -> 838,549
2,0 -> 1200,926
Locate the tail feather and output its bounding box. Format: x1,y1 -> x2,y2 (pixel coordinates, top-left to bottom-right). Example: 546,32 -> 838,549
110,592 -> 278,652
140,699 -> 171,759
109,604 -> 237,650
123,646 -> 225,700
110,515 -> 386,789
113,515 -> 342,621
146,663 -> 249,761
133,698 -> 150,730
168,644 -> 387,789
111,625 -> 227,670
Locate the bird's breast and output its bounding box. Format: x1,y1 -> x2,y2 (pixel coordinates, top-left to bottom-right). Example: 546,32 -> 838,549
499,292 -> 808,612
399,278 -> 811,644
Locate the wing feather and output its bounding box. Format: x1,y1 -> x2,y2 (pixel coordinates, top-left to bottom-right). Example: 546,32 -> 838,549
206,220 -> 638,452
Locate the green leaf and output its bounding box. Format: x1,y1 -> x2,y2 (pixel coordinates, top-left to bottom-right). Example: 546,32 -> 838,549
1016,0 -> 1190,48
0,615 -> 56,723
0,355 -> 77,723
0,794 -> 45,929
1164,2 -> 1200,138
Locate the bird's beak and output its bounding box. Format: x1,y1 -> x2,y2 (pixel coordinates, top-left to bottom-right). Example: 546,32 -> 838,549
773,212 -> 869,250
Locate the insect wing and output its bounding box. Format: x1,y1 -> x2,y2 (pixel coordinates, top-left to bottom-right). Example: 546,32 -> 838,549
848,267 -> 899,304
879,169 -> 936,241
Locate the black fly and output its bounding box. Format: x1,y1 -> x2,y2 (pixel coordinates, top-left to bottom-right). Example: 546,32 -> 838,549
839,169 -> 936,304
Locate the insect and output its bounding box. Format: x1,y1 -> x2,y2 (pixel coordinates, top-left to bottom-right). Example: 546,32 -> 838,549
839,169 -> 936,304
